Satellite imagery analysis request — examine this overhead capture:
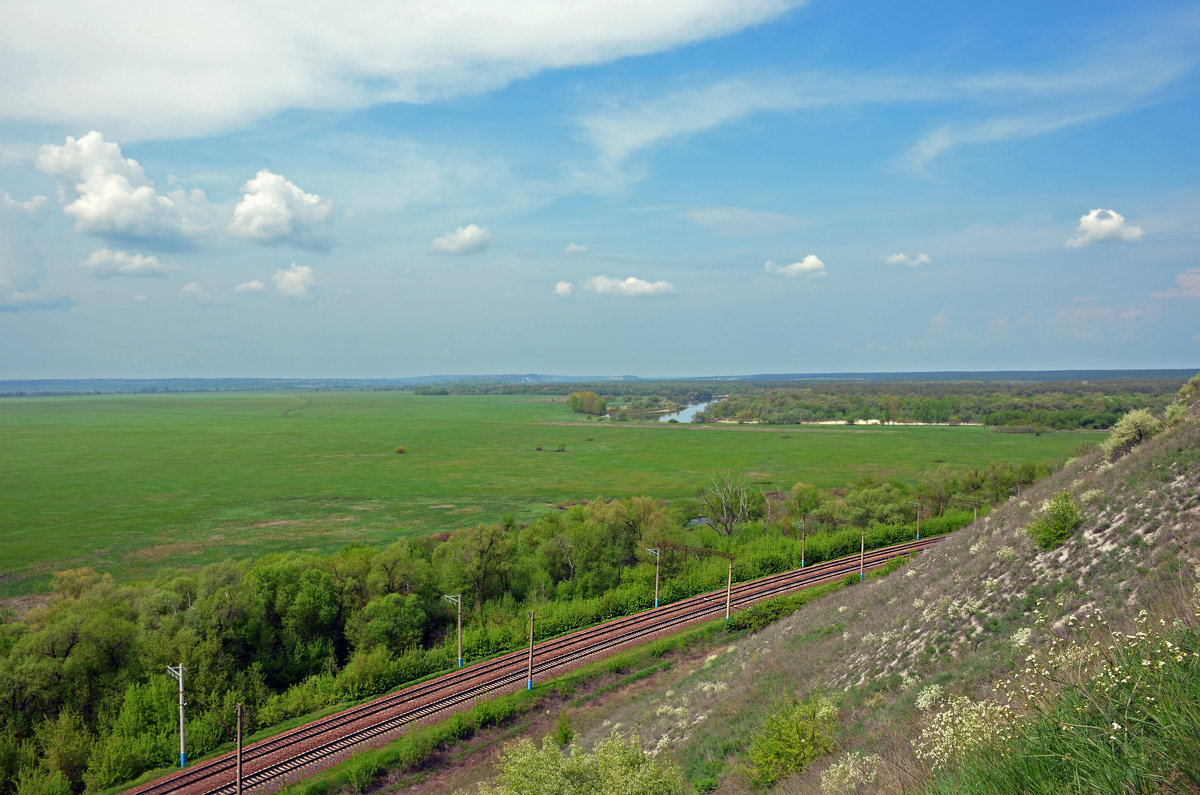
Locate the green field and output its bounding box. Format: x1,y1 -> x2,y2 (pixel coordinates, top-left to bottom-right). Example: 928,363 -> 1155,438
0,391 -> 1103,595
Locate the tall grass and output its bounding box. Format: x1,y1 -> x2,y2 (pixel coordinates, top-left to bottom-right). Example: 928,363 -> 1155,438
921,605 -> 1200,794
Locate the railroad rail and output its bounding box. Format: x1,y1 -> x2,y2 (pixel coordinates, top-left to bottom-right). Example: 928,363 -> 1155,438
127,536 -> 942,794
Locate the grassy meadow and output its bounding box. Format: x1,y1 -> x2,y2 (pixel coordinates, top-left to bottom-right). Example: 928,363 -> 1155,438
0,391 -> 1103,595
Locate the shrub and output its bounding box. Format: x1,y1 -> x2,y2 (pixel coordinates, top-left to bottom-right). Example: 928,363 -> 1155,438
745,693 -> 838,787
346,751 -> 381,793
552,709 -> 575,747
1099,408 -> 1161,460
394,446 -> 406,454
1025,492 -> 1082,550
1163,399 -> 1188,427
820,751 -> 881,793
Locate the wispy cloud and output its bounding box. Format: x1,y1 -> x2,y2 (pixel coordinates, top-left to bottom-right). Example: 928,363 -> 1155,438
673,205 -> 806,237
0,1 -> 804,140
1152,267 -> 1200,299
180,282 -> 219,305
577,12 -> 1197,171
82,249 -> 173,277
885,252 -> 931,267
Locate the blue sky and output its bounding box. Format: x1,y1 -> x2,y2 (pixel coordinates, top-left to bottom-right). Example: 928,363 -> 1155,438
1,0 -> 1198,378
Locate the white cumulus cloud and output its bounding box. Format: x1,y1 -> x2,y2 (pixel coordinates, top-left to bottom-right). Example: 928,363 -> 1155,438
886,252 -> 931,267
583,275 -> 674,296
82,248 -> 171,277
432,224 -> 492,254
562,243 -> 588,255
1,192 -> 48,215
1065,208 -> 1144,248
228,170 -> 334,249
1152,267 -> 1200,299
765,255 -> 826,277
36,132 -> 213,242
235,280 -> 265,293
554,280 -> 574,296
274,262 -> 319,301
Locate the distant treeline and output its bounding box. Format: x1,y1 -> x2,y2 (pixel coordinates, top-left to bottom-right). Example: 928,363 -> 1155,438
0,455 -> 1053,793
698,377 -> 1187,429
417,381 -> 716,405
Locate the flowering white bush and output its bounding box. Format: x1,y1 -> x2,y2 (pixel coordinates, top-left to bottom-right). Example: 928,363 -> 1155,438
915,696 -> 1018,771
820,751 -> 881,793
915,683 -> 943,711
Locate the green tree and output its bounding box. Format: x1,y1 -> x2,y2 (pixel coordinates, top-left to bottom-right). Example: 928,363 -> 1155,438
566,391 -> 607,416
439,524 -> 512,610
350,593 -> 427,654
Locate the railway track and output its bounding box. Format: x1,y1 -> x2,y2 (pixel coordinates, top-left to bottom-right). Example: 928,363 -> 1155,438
127,536 -> 942,794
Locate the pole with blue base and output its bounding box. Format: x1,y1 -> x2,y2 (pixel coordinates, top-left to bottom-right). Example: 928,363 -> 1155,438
167,663 -> 186,766
527,611 -> 535,690
443,594 -> 463,667
645,548 -> 660,607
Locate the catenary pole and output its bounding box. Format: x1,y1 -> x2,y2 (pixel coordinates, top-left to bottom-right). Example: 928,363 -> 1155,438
444,594 -> 463,667
235,703 -> 243,795
645,548 -> 660,607
859,525 -> 865,581
724,559 -> 733,627
166,663 -> 186,766
527,611 -> 535,690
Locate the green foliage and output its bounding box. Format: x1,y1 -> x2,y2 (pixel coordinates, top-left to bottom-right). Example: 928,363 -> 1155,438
744,693 -> 838,788
1100,408 -> 1162,460
727,583 -> 840,632
566,391 -> 607,416
1026,492 -> 1083,550
551,710 -> 575,747
345,751 -> 382,793
470,730 -> 690,795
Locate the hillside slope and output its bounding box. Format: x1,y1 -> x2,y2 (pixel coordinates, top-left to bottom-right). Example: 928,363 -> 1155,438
561,402 -> 1199,792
